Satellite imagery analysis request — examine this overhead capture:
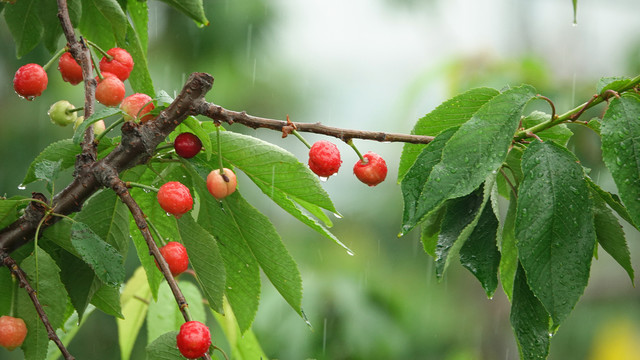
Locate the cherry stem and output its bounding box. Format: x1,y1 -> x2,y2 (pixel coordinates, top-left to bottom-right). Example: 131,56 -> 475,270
216,125 -> 225,173
292,129 -> 312,149
86,40 -> 113,61
95,117 -> 124,143
536,95 -> 556,120
145,218 -> 166,247
125,181 -> 159,193
69,107 -> 85,114
348,139 -> 366,163
212,345 -> 230,360
42,47 -> 67,72
87,46 -> 105,81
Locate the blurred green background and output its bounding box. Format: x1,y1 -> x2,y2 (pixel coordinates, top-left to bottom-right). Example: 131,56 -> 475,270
2,0 -> 640,359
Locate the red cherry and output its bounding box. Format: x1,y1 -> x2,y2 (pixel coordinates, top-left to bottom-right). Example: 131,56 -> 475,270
156,241 -> 189,276
174,133 -> 203,159
353,152 -> 387,186
58,52 -> 84,85
95,72 -> 126,107
13,64 -> 48,100
176,321 -> 211,359
308,141 -> 342,177
99,47 -> 134,81
157,181 -> 193,218
206,168 -> 237,200
0,316 -> 28,351
120,93 -> 155,122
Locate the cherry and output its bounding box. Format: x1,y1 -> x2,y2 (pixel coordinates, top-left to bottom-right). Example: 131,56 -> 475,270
120,93 -> 155,122
58,52 -> 83,85
157,181 -> 193,219
99,47 -> 134,81
308,140 -> 342,177
156,241 -> 189,276
353,152 -> 387,187
176,321 -> 211,359
48,100 -> 78,126
95,72 -> 126,107
13,63 -> 48,100
206,168 -> 237,200
174,133 -> 203,159
0,315 -> 27,351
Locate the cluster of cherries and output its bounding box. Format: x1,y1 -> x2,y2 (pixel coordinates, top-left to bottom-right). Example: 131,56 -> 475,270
308,140 -> 387,186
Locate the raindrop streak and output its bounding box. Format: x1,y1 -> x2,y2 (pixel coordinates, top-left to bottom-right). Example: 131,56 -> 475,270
17,184 -> 26,190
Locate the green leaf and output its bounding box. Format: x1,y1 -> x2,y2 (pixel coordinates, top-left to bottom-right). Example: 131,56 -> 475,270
183,116 -> 212,161
90,283 -> 123,318
0,199 -> 24,229
147,281 -> 206,344
459,203 -> 500,298
197,131 -> 337,213
46,305 -> 94,360
191,167 -> 261,333
157,0 -> 209,26
80,0 -> 127,50
601,94 -> 640,228
398,87 -> 499,181
510,263 -> 551,360
592,193 -> 634,283
35,0 -> 63,53
118,267 -> 151,360
499,198 -> 518,302
212,297 -> 269,360
16,247 -> 68,360
596,76 -> 631,95
3,0 -> 43,58
587,117 -> 601,135
177,215 -> 226,313
402,127 -> 458,230
522,111 -> 573,145
496,147 -> 524,200
146,331 -> 182,359
34,159 -> 62,185
126,0 -> 148,55
222,192 -> 303,317
586,177 -> 637,230
75,189 -> 130,254
420,206 -> 446,257
118,21 -> 155,96
0,267 -> 13,316
515,141 -> 595,328
73,107 -> 122,144
57,250 -> 99,321
572,0 -> 578,24
401,85 -> 537,234
71,222 -> 126,287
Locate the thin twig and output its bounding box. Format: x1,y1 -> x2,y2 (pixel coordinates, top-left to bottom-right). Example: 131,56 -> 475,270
0,251 -> 75,360
199,103 -> 435,144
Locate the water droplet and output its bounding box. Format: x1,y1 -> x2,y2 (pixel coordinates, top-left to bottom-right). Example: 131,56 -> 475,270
227,286 -> 233,290
333,212 -> 343,219
464,156 -> 470,163
616,157 -> 623,165
346,250 -> 355,256
17,184 -> 26,190
435,177 -> 441,182
318,176 -> 328,182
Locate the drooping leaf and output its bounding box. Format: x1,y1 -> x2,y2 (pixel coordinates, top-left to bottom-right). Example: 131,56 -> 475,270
146,331 -> 182,360
16,247 -> 68,360
71,222 -> 125,287
515,140 -> 595,328
522,111 -> 573,145
57,250 -> 99,321
459,203 -> 501,298
402,127 -> 458,229
157,0 -> 209,26
586,177 -> 637,230
126,0 -> 148,55
499,198 -> 518,302
90,283 -> 123,318
79,0 -> 127,50
177,215 -> 226,312
4,0 -> 43,58
212,298 -> 269,360
601,94 -> 640,228
118,267 -> 151,360
420,205 -> 446,257
147,281 -> 206,345
398,87 -> 499,181
592,192 -> 634,283
510,263 -> 551,360
401,85 -> 537,234
35,0 -> 63,53
75,189 -> 130,255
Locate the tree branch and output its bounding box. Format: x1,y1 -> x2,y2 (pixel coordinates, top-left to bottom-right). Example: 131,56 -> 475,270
0,251 -> 75,360
198,103 -> 435,144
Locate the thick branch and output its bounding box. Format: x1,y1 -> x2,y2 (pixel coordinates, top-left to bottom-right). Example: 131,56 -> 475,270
198,103 -> 435,144
1,252 -> 75,360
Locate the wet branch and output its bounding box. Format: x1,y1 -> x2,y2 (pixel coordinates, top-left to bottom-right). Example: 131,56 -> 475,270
0,251 -> 75,360
199,104 -> 435,144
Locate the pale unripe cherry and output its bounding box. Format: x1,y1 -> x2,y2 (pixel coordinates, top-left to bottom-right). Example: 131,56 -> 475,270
206,168 -> 237,200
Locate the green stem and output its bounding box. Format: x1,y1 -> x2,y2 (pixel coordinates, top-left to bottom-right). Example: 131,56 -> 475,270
292,129 -> 312,149
213,345 -> 230,360
69,106 -> 85,114
348,139 -> 366,163
216,125 -> 224,172
42,47 -> 67,72
88,46 -> 104,80
126,181 -> 159,193
95,117 -> 124,142
515,74 -> 640,140
86,40 -> 112,60
146,218 -> 166,247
